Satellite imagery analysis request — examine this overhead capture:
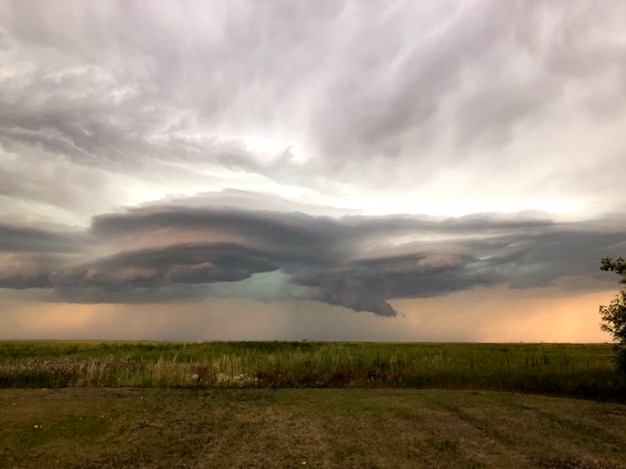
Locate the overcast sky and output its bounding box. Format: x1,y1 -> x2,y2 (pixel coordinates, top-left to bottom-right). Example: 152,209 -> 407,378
1,0 -> 625,341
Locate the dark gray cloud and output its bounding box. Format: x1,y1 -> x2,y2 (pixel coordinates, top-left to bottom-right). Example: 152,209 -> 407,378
0,223 -> 84,253
1,200 -> 624,316
91,207 -> 348,263
53,243 -> 278,288
289,252 -> 496,317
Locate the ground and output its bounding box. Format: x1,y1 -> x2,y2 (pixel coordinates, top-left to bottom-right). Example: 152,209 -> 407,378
1,388 -> 625,468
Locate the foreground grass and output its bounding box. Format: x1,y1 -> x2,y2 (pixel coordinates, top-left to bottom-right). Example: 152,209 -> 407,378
1,388 -> 625,468
1,341 -> 624,400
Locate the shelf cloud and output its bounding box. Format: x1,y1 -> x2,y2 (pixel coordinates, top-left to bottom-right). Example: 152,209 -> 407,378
2,199 -> 624,316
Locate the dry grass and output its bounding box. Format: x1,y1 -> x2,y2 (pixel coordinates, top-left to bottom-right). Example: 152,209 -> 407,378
1,388 -> 625,468
1,341 -> 624,399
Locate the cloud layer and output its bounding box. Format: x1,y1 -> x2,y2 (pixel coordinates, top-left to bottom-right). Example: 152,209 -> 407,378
1,2 -> 625,334
1,0 -> 626,225
2,197 -> 624,316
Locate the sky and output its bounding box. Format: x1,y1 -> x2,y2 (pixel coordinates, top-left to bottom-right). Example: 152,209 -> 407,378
1,0 -> 625,341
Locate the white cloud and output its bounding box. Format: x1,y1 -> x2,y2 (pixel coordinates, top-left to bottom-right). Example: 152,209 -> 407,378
1,0 -> 625,221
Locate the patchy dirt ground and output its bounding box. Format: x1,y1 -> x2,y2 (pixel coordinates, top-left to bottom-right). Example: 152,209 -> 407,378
1,388 -> 625,468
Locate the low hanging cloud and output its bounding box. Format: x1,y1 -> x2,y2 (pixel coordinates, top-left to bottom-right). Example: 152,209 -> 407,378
1,197 -> 624,316
52,243 -> 279,288
0,223 -> 85,253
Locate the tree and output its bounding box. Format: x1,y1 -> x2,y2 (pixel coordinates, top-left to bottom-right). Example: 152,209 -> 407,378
600,256 -> 626,283
599,257 -> 626,373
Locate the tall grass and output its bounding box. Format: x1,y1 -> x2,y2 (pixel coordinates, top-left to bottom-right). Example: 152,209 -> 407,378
0,341 -> 623,399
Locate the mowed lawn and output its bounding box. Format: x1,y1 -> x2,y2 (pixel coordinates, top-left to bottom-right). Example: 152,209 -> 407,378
1,388 -> 625,469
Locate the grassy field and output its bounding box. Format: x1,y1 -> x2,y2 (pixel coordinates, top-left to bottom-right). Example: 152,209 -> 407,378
1,341 -> 624,400
1,387 -> 625,468
2,341 -> 626,467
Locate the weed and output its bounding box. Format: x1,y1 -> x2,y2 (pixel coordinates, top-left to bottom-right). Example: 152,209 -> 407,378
0,341 -> 623,399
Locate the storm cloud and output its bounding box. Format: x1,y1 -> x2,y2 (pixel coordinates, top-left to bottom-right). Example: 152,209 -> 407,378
1,200 -> 624,316
1,2 -> 625,335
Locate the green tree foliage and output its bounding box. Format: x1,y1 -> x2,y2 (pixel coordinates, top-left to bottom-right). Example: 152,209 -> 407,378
599,257 -> 626,373
600,256 -> 626,283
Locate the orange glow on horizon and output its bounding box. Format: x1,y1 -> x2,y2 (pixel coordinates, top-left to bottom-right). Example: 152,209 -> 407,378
0,286 -> 618,342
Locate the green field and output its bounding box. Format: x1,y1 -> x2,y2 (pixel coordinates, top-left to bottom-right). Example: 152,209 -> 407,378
2,341 -> 626,467
1,341 -> 624,399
